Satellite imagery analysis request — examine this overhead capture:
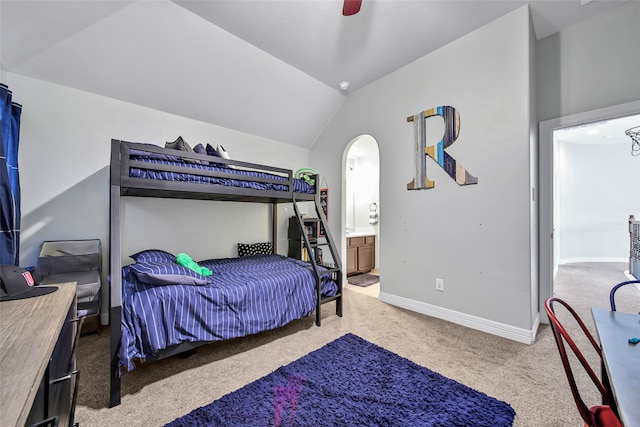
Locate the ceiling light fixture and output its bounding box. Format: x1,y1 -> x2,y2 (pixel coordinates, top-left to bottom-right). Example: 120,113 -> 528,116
339,81 -> 350,91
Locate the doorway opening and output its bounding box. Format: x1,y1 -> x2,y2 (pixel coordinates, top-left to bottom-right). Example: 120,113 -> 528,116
343,135 -> 380,298
539,101 -> 640,322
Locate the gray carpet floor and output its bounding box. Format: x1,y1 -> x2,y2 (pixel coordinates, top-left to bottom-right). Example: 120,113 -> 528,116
74,262 -> 638,426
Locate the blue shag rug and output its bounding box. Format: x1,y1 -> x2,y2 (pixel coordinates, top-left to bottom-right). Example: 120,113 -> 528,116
165,333 -> 515,426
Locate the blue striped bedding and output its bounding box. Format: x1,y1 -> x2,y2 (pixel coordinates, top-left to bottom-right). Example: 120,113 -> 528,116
129,150 -> 315,194
119,254 -> 337,372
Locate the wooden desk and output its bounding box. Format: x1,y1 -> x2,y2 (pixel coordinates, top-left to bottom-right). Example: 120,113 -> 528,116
0,284 -> 76,427
592,308 -> 640,427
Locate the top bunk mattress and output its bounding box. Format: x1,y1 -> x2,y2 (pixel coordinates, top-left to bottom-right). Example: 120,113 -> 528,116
129,149 -> 314,193
114,140 -> 316,196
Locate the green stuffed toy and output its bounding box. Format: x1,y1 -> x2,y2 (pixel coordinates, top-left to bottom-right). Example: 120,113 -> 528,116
175,253 -> 213,277
295,168 -> 318,186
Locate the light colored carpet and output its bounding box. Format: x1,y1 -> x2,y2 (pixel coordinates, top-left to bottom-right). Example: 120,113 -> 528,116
74,262 -> 638,426
346,281 -> 379,298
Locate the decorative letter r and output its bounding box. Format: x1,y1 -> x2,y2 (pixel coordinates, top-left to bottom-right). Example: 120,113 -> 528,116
407,106 -> 478,190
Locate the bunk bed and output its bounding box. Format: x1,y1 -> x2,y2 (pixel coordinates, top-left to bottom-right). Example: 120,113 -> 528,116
109,139 -> 343,407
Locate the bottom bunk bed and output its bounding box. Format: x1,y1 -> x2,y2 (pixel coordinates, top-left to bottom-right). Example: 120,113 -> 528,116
110,250 -> 339,405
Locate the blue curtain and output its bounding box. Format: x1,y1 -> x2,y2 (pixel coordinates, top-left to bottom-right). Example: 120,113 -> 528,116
1,83 -> 22,265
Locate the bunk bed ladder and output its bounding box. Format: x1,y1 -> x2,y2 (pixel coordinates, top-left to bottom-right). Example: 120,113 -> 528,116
292,197 -> 343,326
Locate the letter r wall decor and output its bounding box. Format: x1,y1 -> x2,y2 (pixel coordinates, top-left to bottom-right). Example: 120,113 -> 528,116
407,106 -> 478,190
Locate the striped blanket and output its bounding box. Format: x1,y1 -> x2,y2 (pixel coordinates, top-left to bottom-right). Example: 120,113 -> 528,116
119,254 -> 337,372
129,150 -> 315,194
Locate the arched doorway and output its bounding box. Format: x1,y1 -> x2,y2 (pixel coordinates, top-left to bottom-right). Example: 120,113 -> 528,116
343,135 -> 380,297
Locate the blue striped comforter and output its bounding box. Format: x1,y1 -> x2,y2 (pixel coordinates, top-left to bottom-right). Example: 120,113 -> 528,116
119,254 -> 337,372
129,151 -> 315,194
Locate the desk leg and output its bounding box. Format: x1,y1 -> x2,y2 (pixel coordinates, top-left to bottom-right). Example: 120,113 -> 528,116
601,361 -> 619,417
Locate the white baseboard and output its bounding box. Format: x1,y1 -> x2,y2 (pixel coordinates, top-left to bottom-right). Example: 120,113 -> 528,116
378,292 -> 539,345
559,257 -> 628,264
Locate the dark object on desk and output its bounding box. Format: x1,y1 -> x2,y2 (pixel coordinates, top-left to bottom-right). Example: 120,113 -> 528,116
544,297 -> 622,427
38,239 -> 102,334
629,337 -> 640,345
0,264 -> 57,301
609,279 -> 640,312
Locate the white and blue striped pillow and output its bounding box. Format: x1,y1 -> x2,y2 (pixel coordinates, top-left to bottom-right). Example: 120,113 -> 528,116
130,249 -> 175,264
129,261 -> 212,286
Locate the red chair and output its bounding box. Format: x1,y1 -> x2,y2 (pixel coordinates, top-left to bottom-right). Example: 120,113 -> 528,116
544,297 -> 622,427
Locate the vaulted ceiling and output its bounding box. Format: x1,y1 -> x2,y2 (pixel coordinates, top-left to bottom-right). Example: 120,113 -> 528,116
0,0 -> 629,148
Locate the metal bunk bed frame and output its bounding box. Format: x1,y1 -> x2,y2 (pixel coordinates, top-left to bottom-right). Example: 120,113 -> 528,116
108,139 -> 342,407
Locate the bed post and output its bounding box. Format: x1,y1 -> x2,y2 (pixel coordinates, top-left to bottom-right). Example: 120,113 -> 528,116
109,139 -> 123,407
631,215 -> 639,279
272,203 -> 278,254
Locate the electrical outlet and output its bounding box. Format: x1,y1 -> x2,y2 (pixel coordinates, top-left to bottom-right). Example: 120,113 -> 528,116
436,278 -> 444,291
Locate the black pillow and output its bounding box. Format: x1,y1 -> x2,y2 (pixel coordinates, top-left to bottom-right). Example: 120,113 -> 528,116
238,242 -> 273,257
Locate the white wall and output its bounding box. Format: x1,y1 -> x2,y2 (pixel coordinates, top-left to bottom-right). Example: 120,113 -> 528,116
0,4 -> 3,82
352,160 -> 379,232
557,138 -> 640,263
346,136 -> 379,232
536,1 -> 640,122
7,73 -> 309,322
311,7 -> 537,342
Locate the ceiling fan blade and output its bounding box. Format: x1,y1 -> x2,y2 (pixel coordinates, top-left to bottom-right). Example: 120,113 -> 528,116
343,0 -> 362,16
